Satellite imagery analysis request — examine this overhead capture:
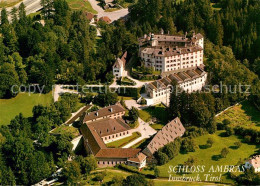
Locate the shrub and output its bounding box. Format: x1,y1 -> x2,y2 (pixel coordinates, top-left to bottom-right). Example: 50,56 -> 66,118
234,141 -> 242,148
223,119 -> 231,126
154,151 -> 169,165
207,138 -> 214,147
221,147 -> 229,158
226,127 -> 234,136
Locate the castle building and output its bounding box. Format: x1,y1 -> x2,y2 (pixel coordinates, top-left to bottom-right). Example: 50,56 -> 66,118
139,32 -> 207,106
80,104 -> 147,169
143,117 -> 185,157
139,32 -> 204,72
144,67 -> 207,106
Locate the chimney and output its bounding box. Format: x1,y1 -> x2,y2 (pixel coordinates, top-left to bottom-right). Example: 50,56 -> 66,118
109,107 -> 113,112
144,34 -> 147,39
96,112 -> 99,116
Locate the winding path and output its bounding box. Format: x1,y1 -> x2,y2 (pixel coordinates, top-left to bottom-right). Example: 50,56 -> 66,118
88,0 -> 129,21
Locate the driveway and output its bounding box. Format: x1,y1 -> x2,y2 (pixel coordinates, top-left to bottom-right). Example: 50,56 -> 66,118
88,0 -> 129,21
122,118 -> 157,148
53,85 -> 80,102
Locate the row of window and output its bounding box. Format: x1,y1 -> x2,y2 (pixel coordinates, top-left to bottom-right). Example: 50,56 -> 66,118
103,131 -> 129,141
90,112 -> 124,122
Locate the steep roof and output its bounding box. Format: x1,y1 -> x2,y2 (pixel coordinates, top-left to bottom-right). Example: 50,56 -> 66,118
147,67 -> 206,90
141,45 -> 203,57
95,148 -> 141,158
87,118 -> 130,137
99,16 -> 111,23
128,152 -> 147,163
82,103 -> 125,123
113,51 -> 127,69
86,12 -> 95,21
80,123 -> 107,155
143,117 -> 185,156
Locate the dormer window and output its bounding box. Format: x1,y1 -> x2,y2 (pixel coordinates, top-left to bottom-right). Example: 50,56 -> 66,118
114,127 -> 116,130
107,129 -> 109,132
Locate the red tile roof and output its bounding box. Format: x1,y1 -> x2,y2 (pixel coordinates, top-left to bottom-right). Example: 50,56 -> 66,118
99,16 -> 111,24
82,103 -> 125,123
87,118 -> 130,137
128,152 -> 146,163
86,12 -> 95,21
95,148 -> 141,158
143,117 -> 185,156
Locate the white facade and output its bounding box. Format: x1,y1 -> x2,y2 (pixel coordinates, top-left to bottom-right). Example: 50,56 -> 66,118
139,33 -> 204,72
113,52 -> 128,78
145,71 -> 207,106
113,65 -> 127,78
102,130 -> 132,144
141,49 -> 203,72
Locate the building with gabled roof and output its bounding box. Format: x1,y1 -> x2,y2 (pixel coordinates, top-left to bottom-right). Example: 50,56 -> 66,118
144,67 -> 207,106
86,12 -> 96,23
143,117 -> 185,157
139,31 -> 204,73
82,103 -> 125,123
113,51 -> 128,78
99,16 -> 112,24
80,104 -> 147,169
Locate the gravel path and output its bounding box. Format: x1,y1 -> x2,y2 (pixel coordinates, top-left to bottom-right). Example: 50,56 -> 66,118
88,0 -> 129,21
122,118 -> 157,148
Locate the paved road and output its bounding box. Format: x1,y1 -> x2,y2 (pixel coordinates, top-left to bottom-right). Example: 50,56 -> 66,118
3,0 -> 128,22
88,0 -> 129,21
4,0 -> 42,17
122,118 -> 157,148
53,85 -> 80,102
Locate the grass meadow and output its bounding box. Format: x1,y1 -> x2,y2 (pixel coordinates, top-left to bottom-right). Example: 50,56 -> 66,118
157,130 -> 259,184
0,92 -> 53,125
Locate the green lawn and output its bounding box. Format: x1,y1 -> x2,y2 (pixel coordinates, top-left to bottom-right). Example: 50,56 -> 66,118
150,123 -> 164,130
0,0 -> 22,8
66,0 -> 97,14
51,125 -> 80,138
0,92 -> 53,125
157,130 -> 259,184
139,104 -> 169,129
130,138 -> 147,148
118,96 -> 134,101
87,169 -> 222,186
154,179 -> 222,186
216,100 -> 260,131
106,132 -> 141,148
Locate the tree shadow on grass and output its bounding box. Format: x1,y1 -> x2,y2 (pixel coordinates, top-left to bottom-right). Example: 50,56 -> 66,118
241,100 -> 260,126
218,132 -> 228,137
179,150 -> 188,155
229,145 -> 239,150
212,155 -> 221,161
199,144 -> 210,149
